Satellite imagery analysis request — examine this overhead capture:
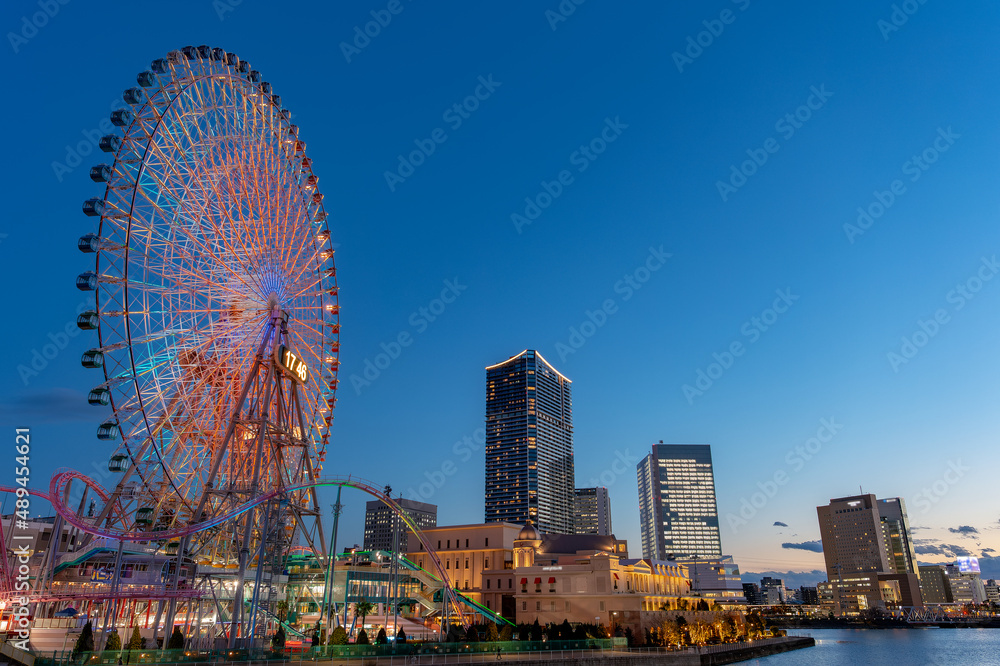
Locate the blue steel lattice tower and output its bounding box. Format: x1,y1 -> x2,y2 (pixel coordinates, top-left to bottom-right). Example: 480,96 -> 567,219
485,350 -> 574,534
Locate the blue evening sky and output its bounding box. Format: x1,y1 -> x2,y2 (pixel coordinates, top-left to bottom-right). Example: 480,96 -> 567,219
2,1 -> 999,585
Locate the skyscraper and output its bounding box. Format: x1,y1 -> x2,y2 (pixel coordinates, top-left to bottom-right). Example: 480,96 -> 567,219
876,497 -> 918,575
363,498 -> 437,553
574,487 -> 612,535
636,443 -> 722,559
816,494 -> 923,613
485,350 -> 574,534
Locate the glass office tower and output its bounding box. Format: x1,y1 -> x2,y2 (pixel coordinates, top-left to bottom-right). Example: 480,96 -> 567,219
485,350 -> 574,534
637,443 -> 722,559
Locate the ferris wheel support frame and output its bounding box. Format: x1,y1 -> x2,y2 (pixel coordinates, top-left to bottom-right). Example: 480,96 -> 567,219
156,308 -> 327,648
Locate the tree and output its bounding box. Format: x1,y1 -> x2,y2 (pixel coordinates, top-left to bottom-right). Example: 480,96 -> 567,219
623,627 -> 634,647
725,615 -> 740,641
499,625 -> 513,642
127,626 -> 142,650
105,630 -> 122,651
660,619 -> 682,648
167,627 -> 184,650
272,626 -> 286,649
354,597 -> 375,631
446,624 -> 465,643
331,626 -> 348,645
73,622 -> 95,656
375,628 -> 388,645
688,620 -> 711,645
356,628 -> 369,645
545,622 -> 559,641
530,619 -> 543,642
486,622 -> 499,642
276,600 -> 289,622
557,619 -> 573,640
465,625 -> 479,642
396,627 -> 407,644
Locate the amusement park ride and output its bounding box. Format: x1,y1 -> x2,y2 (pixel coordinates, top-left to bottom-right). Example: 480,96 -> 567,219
2,46 -> 478,651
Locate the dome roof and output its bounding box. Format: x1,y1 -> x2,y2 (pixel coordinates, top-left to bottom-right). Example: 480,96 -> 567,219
517,522 -> 540,541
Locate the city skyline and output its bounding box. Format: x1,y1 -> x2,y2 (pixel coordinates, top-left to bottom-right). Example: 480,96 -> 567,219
2,0 -> 999,593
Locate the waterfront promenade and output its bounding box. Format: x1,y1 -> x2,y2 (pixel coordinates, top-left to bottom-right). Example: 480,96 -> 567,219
31,636 -> 813,666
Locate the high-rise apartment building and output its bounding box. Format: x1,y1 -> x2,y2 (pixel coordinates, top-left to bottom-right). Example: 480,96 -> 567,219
574,487 -> 612,535
363,498 -> 437,553
485,350 -> 574,534
636,443 -> 722,559
816,494 -> 923,613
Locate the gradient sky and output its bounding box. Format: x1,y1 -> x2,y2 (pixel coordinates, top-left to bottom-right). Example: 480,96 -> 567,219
2,1 -> 999,587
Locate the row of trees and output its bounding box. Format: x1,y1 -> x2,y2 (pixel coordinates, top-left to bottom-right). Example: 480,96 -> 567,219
511,619 -> 607,642
658,598 -> 716,611
72,622 -> 185,656
308,622 -> 411,646
642,611 -> 780,648
305,618 -> 609,647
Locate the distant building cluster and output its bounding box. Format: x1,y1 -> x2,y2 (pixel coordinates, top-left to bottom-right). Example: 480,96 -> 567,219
370,348 -> 992,628
741,578 -> 818,606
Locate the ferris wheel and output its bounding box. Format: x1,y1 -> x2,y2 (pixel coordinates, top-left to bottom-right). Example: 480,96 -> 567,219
71,45 -> 339,610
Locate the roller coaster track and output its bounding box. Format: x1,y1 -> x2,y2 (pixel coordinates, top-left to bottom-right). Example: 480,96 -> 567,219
34,471 -> 470,628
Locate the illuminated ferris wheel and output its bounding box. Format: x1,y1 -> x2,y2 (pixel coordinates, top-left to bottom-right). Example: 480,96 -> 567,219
71,45 -> 339,631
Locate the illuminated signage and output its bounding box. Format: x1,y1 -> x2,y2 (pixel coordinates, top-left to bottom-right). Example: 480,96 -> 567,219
957,556 -> 980,573
276,345 -> 308,383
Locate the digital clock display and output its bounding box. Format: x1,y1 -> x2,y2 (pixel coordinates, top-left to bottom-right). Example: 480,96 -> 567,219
277,345 -> 308,383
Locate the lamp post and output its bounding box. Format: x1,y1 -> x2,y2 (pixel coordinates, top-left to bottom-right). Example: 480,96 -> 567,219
322,487 -> 343,633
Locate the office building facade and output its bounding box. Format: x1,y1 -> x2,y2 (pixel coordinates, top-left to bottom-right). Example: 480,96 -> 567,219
485,350 -> 574,534
574,487 -> 612,535
406,522 -> 521,619
677,555 -> 746,601
918,565 -> 953,604
636,443 -> 722,560
816,493 -> 923,613
363,498 -> 437,553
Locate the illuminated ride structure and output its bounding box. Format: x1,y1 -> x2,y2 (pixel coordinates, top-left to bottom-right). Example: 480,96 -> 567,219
68,45 -> 337,647
7,46 -> 477,651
